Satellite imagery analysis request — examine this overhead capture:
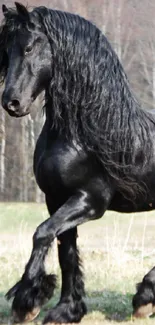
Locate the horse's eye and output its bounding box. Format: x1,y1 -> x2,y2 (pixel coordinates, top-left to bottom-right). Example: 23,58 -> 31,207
24,45 -> 33,55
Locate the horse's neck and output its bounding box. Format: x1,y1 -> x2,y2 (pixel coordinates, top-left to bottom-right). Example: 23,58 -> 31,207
45,94 -> 68,135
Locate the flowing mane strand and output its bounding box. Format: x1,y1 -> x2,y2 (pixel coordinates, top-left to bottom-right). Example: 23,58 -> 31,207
35,7 -> 155,197
1,6 -> 155,197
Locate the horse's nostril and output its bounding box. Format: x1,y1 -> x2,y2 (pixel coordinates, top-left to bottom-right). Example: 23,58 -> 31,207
8,99 -> 20,112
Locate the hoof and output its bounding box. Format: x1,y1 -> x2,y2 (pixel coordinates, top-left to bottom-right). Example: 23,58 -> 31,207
6,274 -> 56,323
133,303 -> 154,318
13,306 -> 40,323
43,300 -> 87,324
132,267 -> 155,319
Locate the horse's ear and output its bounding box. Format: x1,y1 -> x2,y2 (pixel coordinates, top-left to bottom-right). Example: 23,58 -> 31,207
2,4 -> 9,18
15,2 -> 29,20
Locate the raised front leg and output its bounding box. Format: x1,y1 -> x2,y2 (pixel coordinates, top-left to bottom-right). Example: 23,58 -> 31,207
7,181 -> 113,324
6,272 -> 56,323
6,200 -> 60,323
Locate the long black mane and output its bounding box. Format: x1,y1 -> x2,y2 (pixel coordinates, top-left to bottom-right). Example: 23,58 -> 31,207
1,6 -> 154,196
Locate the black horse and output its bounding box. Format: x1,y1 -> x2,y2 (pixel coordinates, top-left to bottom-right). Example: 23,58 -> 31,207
1,2 -> 155,323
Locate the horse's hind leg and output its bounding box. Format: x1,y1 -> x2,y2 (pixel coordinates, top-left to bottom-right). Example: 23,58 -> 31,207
132,267 -> 155,318
43,227 -> 87,324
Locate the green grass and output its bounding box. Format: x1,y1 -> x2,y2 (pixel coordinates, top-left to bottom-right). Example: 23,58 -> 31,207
1,203 -> 155,324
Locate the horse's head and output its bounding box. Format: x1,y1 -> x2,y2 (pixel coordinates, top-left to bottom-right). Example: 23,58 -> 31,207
1,2 -> 51,117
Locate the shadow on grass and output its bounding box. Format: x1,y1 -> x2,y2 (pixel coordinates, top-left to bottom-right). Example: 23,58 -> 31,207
0,291 -> 10,324
86,289 -> 133,322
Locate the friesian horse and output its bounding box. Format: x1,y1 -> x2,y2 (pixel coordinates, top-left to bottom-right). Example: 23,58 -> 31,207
1,2 -> 155,323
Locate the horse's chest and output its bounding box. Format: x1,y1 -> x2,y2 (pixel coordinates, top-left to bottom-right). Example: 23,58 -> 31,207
34,141 -> 90,194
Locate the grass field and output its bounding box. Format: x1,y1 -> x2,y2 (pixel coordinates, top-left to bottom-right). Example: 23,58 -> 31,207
1,202 -> 155,324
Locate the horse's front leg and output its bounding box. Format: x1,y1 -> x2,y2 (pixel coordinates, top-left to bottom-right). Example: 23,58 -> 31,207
45,227 -> 87,324
7,183 -> 112,324
6,251 -> 56,323
44,196 -> 87,324
34,185 -> 111,324
41,187 -> 111,324
6,202 -> 59,323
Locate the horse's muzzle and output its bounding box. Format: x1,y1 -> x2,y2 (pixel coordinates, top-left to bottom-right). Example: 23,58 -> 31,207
2,92 -> 30,117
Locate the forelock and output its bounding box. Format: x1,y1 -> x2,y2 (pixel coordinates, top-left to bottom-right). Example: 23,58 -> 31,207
3,7 -> 35,35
